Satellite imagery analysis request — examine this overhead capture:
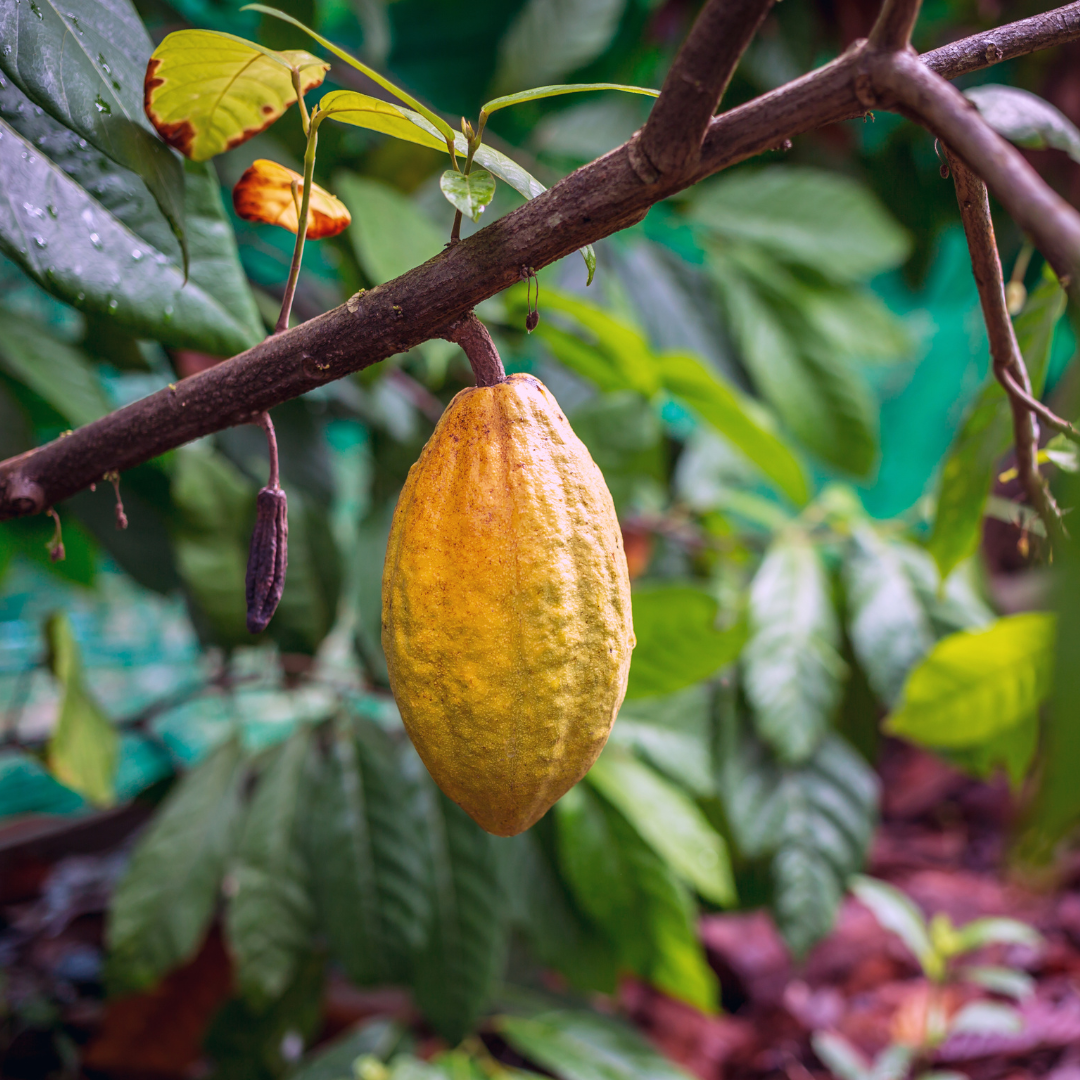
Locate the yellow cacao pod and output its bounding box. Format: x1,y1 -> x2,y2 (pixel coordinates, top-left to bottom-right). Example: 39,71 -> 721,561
381,373 -> 635,836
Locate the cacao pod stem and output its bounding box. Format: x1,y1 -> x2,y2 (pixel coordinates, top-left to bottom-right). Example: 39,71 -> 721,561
439,312 -> 505,387
245,412 -> 288,634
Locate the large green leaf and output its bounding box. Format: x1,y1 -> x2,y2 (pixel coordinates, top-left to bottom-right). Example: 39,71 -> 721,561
587,748 -> 734,906
0,312 -> 110,427
303,716 -> 428,986
316,90 -> 445,150
411,773 -> 508,1043
928,266 -> 1066,579
659,351 -> 810,505
687,167 -> 911,284
496,1008 -> 696,1080
226,727 -> 317,1003
106,738 -> 245,993
885,612 -> 1056,750
555,784 -> 717,1011
965,85 -> 1080,163
843,526 -> 934,707
0,0 -> 187,265
44,612 -> 118,806
145,30 -> 327,161
0,121 -> 263,355
742,537 -> 847,763
626,584 -> 745,699
0,77 -> 264,350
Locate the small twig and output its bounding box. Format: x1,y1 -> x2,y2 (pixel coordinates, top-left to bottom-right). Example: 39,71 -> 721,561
635,0 -> 775,179
439,313 -> 506,388
997,367 -> 1080,445
450,210 -> 463,244
869,0 -> 924,49
946,148 -> 1068,550
257,411 -> 281,489
46,507 -> 64,562
104,470 -> 128,530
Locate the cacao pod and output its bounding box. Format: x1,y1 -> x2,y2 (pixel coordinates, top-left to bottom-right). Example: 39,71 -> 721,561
382,373 -> 635,836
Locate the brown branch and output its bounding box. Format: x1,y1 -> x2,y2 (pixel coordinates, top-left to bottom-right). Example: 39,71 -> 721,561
634,0 -> 775,180
869,0 -> 923,49
870,49 -> 1080,291
945,148 -> 1068,549
997,367 -> 1080,446
439,313 -> 506,387
2,2 -> 1080,520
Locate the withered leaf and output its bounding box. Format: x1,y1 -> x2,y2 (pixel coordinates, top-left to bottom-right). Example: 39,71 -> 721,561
233,159 -> 352,239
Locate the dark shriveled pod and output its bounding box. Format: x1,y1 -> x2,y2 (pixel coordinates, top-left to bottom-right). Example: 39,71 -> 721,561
245,412 -> 288,634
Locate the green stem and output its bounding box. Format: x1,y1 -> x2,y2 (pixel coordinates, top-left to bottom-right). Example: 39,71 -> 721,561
276,118 -> 319,335
291,67 -> 311,137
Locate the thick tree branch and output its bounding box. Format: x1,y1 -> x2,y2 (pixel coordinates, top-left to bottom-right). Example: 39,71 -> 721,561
2,2 -> 1080,521
870,49 -> 1080,290
869,0 -> 923,49
634,0 -> 775,180
945,148 -> 1067,548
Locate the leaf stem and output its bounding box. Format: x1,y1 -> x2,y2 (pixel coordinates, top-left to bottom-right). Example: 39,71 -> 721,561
292,68 -> 311,137
275,117 -> 319,335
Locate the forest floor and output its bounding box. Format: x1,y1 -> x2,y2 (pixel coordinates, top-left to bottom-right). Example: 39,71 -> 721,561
2,740 -> 1079,1080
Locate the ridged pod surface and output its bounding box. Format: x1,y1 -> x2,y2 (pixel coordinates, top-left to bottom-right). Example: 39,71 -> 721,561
382,373 -> 635,836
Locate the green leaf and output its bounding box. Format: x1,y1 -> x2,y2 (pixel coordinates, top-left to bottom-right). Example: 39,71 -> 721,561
555,783 -> 717,1011
966,85 -> 1080,163
587,748 -> 735,906
496,1008 -> 697,1080
303,716 -> 428,986
0,313 -> 110,427
885,613 -> 1055,749
961,965 -> 1035,1000
810,1032 -> 873,1080
316,90 -> 445,150
850,876 -> 935,973
439,167 -> 496,223
226,726 -> 316,1003
954,916 -> 1042,952
44,612 -> 118,806
928,266 -> 1066,579
659,351 -> 810,505
0,0 -> 188,268
949,1001 -> 1023,1036
106,738 -> 245,993
411,773 -> 507,1043
292,1019 -> 404,1080
742,537 -> 847,763
844,526 -> 934,707
626,584 -> 745,699
482,82 -> 659,117
242,4 -> 457,146
145,30 -> 328,161
492,0 -> 629,95
687,167 -> 911,283
335,173 -> 445,285
944,711 -> 1038,790
0,121 -> 263,354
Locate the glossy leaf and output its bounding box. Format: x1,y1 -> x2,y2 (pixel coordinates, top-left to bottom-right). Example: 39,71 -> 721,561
483,82 -> 658,118
0,0 -> 187,265
587,748 -> 735,906
742,537 -> 847,763
439,167 -> 496,222
928,266 -> 1066,579
292,1018 -> 404,1080
885,613 -> 1055,749
555,784 -> 717,1011
0,120 -> 264,354
303,717 -> 429,986
966,85 -> 1080,163
106,739 -> 245,993
496,1008 -> 697,1080
316,89 -> 445,150
660,351 -> 810,505
44,612 -> 118,807
955,916 -> 1042,952
850,875 -> 935,973
626,584 -> 745,699
226,726 -> 317,1003
233,158 -> 351,238
844,526 -> 934,707
146,30 -> 328,161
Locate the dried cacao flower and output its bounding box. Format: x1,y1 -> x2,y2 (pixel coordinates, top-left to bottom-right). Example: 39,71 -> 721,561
246,486 -> 288,633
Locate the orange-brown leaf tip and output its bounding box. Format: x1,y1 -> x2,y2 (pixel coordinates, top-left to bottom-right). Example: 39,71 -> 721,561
232,159 -> 351,239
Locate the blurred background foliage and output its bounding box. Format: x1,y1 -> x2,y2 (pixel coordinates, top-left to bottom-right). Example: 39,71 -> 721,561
1,0 -> 1079,1075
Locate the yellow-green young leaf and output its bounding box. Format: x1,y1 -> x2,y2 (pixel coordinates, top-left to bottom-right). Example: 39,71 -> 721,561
482,82 -> 659,117
233,159 -> 351,239
144,30 -> 328,161
439,168 -> 496,222
885,612 -> 1056,749
315,90 -> 445,150
45,613 -> 118,807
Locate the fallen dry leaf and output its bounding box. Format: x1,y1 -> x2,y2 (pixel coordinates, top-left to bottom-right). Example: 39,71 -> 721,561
232,159 -> 351,239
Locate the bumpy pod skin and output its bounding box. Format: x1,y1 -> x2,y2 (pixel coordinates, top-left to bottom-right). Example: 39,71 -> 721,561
382,373 -> 635,837
246,486 -> 288,634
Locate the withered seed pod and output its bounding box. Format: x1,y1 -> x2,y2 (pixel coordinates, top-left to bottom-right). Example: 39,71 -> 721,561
246,486 -> 288,633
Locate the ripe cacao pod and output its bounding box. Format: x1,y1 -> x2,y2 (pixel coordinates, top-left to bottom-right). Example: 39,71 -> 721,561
382,373 -> 635,836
